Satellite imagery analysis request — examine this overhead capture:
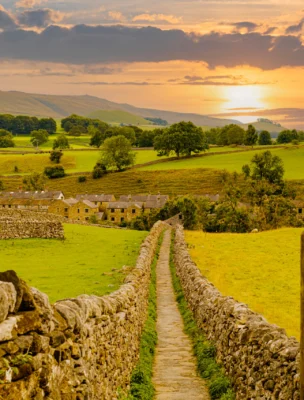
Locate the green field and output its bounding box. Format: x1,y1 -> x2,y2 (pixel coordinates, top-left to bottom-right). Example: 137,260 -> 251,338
139,146 -> 304,180
185,228 -> 303,339
0,224 -> 148,303
87,109 -> 151,125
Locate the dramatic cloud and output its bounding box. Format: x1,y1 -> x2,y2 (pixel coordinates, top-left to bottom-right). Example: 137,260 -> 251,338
18,9 -> 63,27
0,6 -> 17,30
0,25 -> 303,70
133,13 -> 182,24
285,18 -> 304,34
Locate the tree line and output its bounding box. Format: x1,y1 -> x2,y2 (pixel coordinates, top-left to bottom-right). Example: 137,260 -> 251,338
0,114 -> 57,135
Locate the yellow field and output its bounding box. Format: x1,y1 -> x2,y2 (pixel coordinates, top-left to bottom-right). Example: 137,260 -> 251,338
185,228 -> 303,339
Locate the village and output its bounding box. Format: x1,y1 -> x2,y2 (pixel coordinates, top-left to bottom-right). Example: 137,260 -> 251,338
0,190 -> 169,224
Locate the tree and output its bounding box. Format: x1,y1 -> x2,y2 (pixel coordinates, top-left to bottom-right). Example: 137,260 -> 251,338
0,114 -> 14,131
154,121 -> 208,157
277,129 -> 298,144
44,165 -> 66,179
30,129 -> 49,148
100,135 -> 136,171
0,129 -> 14,148
50,150 -> 63,164
68,126 -> 86,136
244,125 -> 258,146
53,134 -> 70,150
226,124 -> 246,145
258,130 -> 272,145
90,127 -> 104,148
12,116 -> 39,135
39,118 -> 57,134
242,151 -> 284,185
92,162 -> 107,179
23,172 -> 46,190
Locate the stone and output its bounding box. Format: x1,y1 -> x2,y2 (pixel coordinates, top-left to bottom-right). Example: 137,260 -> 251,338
14,335 -> 33,352
48,331 -> 66,348
0,282 -> 16,323
0,316 -> 18,341
15,311 -> 41,335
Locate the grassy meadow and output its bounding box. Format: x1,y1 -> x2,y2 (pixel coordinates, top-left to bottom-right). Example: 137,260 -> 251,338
140,146 -> 304,180
0,224 -> 148,303
185,228 -> 303,339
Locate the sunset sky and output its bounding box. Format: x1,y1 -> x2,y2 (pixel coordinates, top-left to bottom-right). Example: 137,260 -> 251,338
0,0 -> 304,128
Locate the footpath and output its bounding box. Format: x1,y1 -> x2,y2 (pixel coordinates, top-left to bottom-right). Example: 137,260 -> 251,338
152,230 -> 210,399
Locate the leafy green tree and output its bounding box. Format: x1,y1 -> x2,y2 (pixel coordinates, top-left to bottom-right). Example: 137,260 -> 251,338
39,118 -> 57,134
44,165 -> 66,179
277,129 -> 298,144
0,114 -> 14,131
13,116 -> 39,135
244,125 -> 258,146
0,129 -> 15,148
92,162 -> 107,179
53,134 -> 70,150
258,130 -> 272,145
205,127 -> 221,145
226,124 -> 246,145
242,151 -> 284,185
154,121 -> 208,157
100,135 -> 136,171
30,129 -> 49,148
50,150 -> 63,164
68,126 -> 86,136
90,126 -> 104,148
22,172 -> 46,191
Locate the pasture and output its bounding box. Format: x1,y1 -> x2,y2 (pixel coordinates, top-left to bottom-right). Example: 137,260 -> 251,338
139,146 -> 304,180
0,224 -> 148,303
185,228 -> 303,339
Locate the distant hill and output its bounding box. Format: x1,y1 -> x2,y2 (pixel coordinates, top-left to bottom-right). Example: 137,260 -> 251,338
244,120 -> 287,135
87,109 -> 150,125
0,90 -> 241,128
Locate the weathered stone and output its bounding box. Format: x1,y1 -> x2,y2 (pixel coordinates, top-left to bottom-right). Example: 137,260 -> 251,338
0,316 -> 18,341
14,335 -> 33,352
15,310 -> 41,335
48,331 -> 66,348
0,282 -> 16,323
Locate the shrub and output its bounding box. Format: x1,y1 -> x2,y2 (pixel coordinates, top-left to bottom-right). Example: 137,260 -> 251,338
92,162 -> 107,179
50,150 -> 63,164
78,175 -> 87,183
44,165 -> 66,179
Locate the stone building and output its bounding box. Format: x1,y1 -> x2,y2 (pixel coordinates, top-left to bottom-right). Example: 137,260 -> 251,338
119,194 -> 168,207
106,202 -> 144,224
75,194 -> 116,212
294,199 -> 304,219
0,198 -> 51,213
0,190 -> 64,200
49,199 -> 99,222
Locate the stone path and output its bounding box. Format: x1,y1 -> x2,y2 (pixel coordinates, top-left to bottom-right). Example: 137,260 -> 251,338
152,230 -> 210,400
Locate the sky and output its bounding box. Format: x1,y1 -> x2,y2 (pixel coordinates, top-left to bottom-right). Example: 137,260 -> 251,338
0,1 -> 304,128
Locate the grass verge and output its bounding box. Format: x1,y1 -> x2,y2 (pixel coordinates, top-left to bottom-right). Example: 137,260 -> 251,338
126,231 -> 164,399
169,233 -> 235,400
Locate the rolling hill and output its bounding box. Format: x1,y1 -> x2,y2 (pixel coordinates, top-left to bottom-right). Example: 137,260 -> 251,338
87,109 -> 150,125
0,90 -> 240,128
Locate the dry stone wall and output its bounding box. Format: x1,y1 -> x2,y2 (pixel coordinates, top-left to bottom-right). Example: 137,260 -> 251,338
0,210 -> 64,240
0,221 -> 166,399
174,225 -> 300,399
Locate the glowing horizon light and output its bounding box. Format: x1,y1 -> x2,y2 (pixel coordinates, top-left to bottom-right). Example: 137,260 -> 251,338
223,85 -> 266,112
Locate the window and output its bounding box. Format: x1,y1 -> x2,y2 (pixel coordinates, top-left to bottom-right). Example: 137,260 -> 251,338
111,217 -> 115,222
85,217 -> 89,221
132,209 -> 136,214
8,205 -> 11,208
179,215 -> 183,220
299,208 -> 303,214
121,209 -> 125,213
121,217 -> 125,222
111,209 -> 115,213
77,209 -> 80,214
85,209 -> 89,213
64,208 -> 68,213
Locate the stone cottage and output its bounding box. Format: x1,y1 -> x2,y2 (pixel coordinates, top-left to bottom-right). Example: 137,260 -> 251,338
75,194 -> 116,212
106,202 -> 144,224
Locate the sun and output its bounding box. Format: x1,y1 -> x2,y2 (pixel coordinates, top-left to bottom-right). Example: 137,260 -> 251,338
223,85 -> 266,111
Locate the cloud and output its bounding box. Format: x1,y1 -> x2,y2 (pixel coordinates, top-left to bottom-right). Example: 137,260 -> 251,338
18,9 -> 63,27
264,27 -> 277,35
0,25 -> 304,70
0,6 -> 17,30
15,0 -> 47,8
107,11 -> 125,22
285,18 -> 304,34
133,13 -> 182,24
69,81 -> 163,86
231,21 -> 259,32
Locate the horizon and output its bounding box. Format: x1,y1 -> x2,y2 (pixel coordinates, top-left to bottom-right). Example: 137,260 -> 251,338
0,1 -> 303,128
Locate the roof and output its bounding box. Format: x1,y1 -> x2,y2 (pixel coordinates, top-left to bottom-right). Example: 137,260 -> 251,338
0,198 -> 53,206
76,194 -> 115,202
107,202 -> 144,209
145,200 -> 166,209
119,194 -> 169,203
0,191 -> 64,200
62,198 -> 78,207
82,200 -> 98,208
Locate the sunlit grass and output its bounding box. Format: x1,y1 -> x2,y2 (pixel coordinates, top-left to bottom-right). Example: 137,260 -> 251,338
185,228 -> 303,339
0,224 -> 148,303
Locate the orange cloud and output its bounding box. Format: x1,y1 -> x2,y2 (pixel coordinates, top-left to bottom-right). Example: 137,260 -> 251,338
133,13 -> 182,24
